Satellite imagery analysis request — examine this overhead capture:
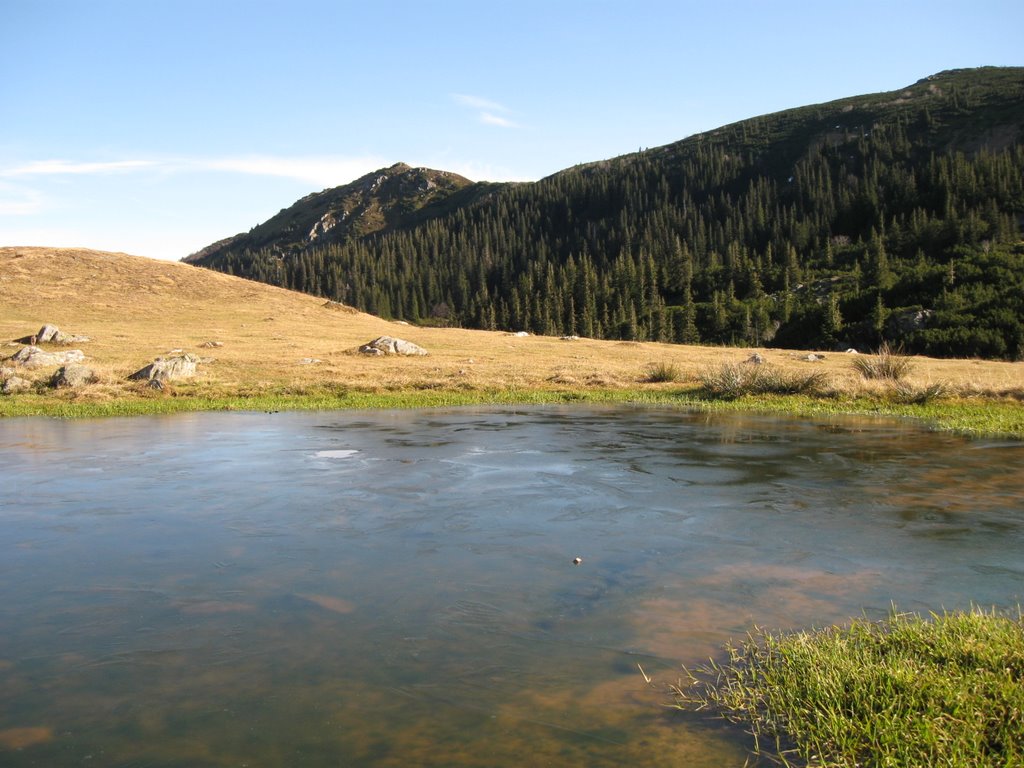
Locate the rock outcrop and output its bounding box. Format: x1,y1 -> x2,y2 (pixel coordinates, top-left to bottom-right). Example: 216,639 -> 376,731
1,366 -> 31,395
16,324 -> 90,345
9,345 -> 86,368
50,364 -> 98,388
358,336 -> 428,356
128,353 -> 200,382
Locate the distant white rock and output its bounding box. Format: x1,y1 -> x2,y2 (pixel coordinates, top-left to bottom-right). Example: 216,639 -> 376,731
358,336 -> 428,356
128,352 -> 200,382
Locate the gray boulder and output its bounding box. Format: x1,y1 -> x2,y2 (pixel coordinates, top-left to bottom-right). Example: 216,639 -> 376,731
50,364 -> 98,388
746,353 -> 765,365
16,324 -> 90,345
358,336 -> 428,356
1,375 -> 31,395
1,366 -> 32,394
9,345 -> 86,368
129,352 -> 199,382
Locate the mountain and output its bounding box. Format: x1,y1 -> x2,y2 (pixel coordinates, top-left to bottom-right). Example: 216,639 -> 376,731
188,67 -> 1024,359
185,163 -> 500,262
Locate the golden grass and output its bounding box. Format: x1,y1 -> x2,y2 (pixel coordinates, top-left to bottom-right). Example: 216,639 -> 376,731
2,246 -> 1023,413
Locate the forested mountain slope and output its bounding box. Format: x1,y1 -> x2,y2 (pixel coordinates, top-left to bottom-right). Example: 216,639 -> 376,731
190,67 -> 1024,359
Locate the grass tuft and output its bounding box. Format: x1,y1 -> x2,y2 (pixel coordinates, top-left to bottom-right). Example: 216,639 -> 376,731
700,362 -> 829,399
643,362 -> 682,383
673,607 -> 1024,768
853,342 -> 915,381
889,379 -> 950,404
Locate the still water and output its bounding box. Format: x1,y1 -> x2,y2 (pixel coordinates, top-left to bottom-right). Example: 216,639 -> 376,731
2,407 -> 1023,766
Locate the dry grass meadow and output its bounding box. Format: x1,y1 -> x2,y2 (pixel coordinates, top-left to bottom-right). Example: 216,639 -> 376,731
2,246 -> 1022,416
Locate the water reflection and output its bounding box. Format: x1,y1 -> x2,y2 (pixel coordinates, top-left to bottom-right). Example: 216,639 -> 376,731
1,407 -> 1023,766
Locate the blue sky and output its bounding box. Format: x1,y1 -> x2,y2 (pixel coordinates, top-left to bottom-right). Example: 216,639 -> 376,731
1,0 -> 1021,261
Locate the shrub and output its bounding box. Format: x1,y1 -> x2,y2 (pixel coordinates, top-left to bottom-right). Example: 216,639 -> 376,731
852,342 -> 914,381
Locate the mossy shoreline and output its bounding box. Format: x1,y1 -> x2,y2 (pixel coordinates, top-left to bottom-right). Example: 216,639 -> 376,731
674,608 -> 1024,767
1,386 -> 1022,439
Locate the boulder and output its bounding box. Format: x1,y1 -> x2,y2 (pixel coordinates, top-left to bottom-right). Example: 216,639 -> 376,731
128,352 -> 199,382
887,308 -> 933,335
15,324 -> 90,345
800,353 -> 826,362
358,336 -> 428,356
9,345 -> 86,368
1,375 -> 31,395
745,353 -> 765,365
50,364 -> 97,388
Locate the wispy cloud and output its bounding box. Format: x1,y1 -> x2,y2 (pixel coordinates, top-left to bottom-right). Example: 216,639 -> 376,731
0,154 -> 391,189
2,159 -> 158,177
480,112 -> 516,128
453,94 -> 509,113
452,93 -> 519,128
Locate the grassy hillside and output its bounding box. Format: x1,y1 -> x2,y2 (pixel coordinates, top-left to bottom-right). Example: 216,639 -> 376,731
2,247 -> 1023,436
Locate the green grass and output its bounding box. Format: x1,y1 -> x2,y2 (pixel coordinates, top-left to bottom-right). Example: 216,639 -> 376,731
673,608 -> 1024,768
2,386 -> 1022,440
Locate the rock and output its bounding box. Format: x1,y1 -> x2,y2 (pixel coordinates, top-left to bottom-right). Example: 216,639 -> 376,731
128,353 -> 199,382
511,331 -> 530,337
147,379 -> 165,391
16,324 -> 90,345
322,300 -> 358,314
1,373 -> 32,394
199,340 -> 223,348
50,364 -> 97,388
298,357 -> 322,365
560,335 -> 580,341
9,345 -> 86,368
800,353 -> 826,362
746,353 -> 764,365
845,348 -> 859,354
358,336 -> 428,356
572,557 -> 583,565
888,308 -> 933,335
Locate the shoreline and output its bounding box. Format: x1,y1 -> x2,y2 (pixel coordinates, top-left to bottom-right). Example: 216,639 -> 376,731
3,386 -> 1022,439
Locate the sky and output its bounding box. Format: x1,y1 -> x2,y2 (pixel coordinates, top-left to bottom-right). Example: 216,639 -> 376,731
1,0 -> 1022,261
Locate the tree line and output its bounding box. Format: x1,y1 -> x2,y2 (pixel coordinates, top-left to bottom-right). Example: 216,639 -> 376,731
206,77 -> 1024,359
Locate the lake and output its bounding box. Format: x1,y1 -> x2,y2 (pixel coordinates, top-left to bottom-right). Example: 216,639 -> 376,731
2,407 -> 1023,766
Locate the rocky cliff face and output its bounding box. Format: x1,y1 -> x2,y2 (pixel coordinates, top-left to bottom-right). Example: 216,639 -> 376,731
185,163 -> 480,264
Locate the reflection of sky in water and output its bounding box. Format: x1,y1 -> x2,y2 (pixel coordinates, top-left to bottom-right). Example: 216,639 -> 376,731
1,408 -> 1023,767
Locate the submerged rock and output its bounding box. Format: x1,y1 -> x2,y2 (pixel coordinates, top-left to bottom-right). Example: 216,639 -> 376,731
9,345 -> 86,368
129,352 -> 199,382
358,336 -> 428,356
